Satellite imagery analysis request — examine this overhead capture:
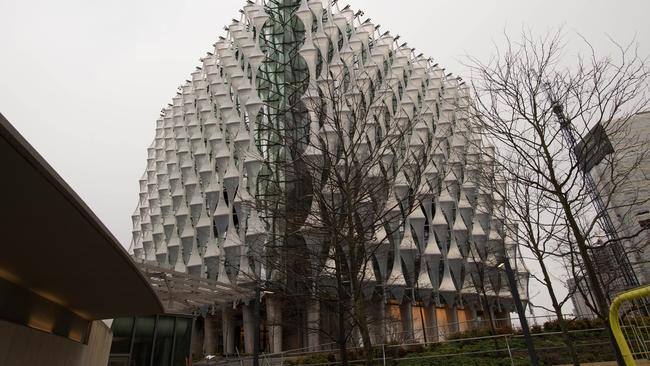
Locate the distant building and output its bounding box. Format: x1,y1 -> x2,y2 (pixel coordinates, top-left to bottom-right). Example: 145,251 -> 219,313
590,111 -> 650,285
568,274 -> 598,319
567,277 -> 595,319
570,111 -> 650,316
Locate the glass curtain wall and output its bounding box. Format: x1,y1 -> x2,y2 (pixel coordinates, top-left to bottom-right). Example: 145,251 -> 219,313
108,315 -> 192,366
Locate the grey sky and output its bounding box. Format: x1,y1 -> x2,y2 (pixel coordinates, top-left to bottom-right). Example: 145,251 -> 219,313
1,0 -> 648,316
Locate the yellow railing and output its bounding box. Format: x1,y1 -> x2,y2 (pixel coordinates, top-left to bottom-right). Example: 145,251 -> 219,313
609,284 -> 650,366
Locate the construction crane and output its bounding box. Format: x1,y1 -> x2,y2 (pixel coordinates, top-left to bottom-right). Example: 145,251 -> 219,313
544,82 -> 639,288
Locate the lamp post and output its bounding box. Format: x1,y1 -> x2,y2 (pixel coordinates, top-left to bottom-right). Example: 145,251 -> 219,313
500,257 -> 539,366
253,286 -> 261,366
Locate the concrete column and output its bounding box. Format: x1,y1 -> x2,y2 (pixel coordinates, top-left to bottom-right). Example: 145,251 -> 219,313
494,308 -> 512,328
242,303 -> 255,354
191,316 -> 204,359
489,306 -> 497,330
222,307 -> 236,355
266,296 -> 283,353
399,301 -> 414,342
307,299 -> 320,351
469,306 -> 479,330
203,315 -> 217,356
369,300 -> 386,344
379,297 -> 388,344
449,305 -> 459,334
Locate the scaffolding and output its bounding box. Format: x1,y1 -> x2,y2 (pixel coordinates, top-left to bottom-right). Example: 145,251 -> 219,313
546,83 -> 639,288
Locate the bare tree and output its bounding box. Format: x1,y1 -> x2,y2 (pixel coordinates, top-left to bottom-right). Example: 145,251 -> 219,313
239,30 -> 440,365
465,28 -> 650,365
482,160 -> 582,365
462,169 -> 531,351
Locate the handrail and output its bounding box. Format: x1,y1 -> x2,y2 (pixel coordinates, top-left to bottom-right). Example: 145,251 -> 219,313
608,284 -> 650,366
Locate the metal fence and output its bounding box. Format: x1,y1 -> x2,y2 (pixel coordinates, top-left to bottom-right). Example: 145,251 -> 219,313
267,313 -> 575,355
209,314 -> 612,366
208,328 -> 612,366
610,284 -> 650,365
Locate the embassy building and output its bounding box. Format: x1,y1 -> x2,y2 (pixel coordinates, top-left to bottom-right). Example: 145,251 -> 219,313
129,0 -> 529,357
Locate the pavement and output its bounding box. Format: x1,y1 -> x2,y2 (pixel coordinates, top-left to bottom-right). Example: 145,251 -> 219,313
556,361 -> 650,366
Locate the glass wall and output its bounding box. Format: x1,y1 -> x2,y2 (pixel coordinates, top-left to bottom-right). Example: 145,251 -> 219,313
152,316 -> 175,366
108,315 -> 193,366
130,317 -> 155,365
173,317 -> 192,366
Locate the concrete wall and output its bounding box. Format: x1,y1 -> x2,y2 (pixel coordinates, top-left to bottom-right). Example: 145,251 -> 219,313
0,319 -> 113,366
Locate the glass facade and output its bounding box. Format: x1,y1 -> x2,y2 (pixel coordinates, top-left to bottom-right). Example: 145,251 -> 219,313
108,315 -> 193,366
152,316 -> 175,366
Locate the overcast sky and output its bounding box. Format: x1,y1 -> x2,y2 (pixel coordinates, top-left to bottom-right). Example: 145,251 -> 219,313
1,0 -> 648,316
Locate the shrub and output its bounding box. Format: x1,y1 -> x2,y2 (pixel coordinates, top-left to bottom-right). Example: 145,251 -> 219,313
447,325 -> 513,340
287,353 -> 333,365
542,317 -> 604,333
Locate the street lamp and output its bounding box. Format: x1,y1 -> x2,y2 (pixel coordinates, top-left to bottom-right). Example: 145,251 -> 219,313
498,258 -> 539,366
253,287 -> 274,366
253,287 -> 261,366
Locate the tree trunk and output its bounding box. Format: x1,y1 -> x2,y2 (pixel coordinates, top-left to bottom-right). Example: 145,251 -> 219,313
334,246 -> 349,366
538,134 -> 625,366
351,276 -> 373,366
338,297 -> 349,366
481,291 -> 500,350
356,298 -> 374,365
554,190 -> 624,365
538,255 -> 580,366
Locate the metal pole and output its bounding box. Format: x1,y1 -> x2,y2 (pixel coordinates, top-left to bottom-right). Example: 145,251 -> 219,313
253,287 -> 261,366
503,256 -> 540,366
505,335 -> 514,366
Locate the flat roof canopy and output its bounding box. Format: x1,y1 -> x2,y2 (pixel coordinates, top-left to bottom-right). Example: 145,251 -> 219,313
135,261 -> 255,314
0,113 -> 163,321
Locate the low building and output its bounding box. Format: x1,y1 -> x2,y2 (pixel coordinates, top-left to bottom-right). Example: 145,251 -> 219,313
0,112 -> 164,365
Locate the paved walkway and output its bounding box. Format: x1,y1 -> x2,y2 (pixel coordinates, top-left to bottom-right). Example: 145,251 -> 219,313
556,361 -> 650,366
